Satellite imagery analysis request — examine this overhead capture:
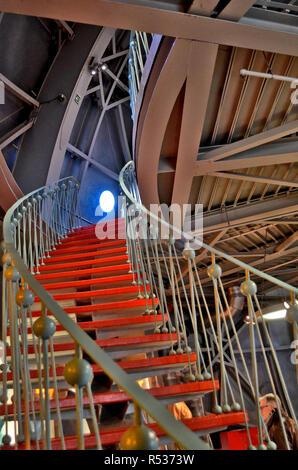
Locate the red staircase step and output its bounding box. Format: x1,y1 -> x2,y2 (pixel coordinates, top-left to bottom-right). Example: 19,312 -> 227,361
40,274 -> 135,291
58,231 -> 126,244
31,297 -> 159,318
6,334 -> 177,358
1,381 -> 219,417
23,314 -> 166,337
35,254 -> 129,273
11,412 -> 246,450
2,353 -> 198,386
45,246 -> 127,264
33,285 -> 150,303
48,239 -> 126,256
71,219 -> 125,234
35,264 -> 131,282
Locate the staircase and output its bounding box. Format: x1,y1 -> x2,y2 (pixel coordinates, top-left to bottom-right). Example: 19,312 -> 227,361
1,170 -> 297,451
1,216 -> 248,450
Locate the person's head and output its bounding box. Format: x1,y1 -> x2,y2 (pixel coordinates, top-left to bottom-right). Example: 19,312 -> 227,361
259,393 -> 282,422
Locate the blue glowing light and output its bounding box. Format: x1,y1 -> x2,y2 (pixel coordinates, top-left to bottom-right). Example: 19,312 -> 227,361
99,190 -> 115,213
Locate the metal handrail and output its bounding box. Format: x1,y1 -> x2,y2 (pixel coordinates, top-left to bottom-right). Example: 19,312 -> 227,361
2,177 -> 209,450
119,160 -> 298,449
119,160 -> 298,296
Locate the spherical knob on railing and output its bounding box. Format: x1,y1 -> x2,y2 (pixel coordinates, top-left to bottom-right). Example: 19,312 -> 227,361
33,316 -> 56,340
120,424 -> 159,450
240,279 -> 257,296
63,357 -> 92,387
5,266 -> 21,282
207,263 -> 222,279
16,288 -> 35,308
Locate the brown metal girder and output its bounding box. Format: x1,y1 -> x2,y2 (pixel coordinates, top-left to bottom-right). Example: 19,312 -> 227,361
217,0 -> 255,21
195,152 -> 298,175
0,150 -> 23,211
170,41 -> 218,209
201,120 -> 298,163
1,0 -> 298,57
136,39 -> 190,210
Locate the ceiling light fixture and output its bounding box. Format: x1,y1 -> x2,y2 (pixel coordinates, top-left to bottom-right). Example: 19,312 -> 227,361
99,190 -> 115,213
88,57 -> 108,76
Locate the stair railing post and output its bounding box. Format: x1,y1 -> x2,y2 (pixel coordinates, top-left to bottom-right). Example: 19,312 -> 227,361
241,271 -> 264,449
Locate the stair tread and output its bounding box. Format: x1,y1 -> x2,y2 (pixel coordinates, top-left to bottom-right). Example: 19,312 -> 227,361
33,285 -> 149,302
1,381 -> 219,417
35,254 -> 128,272
2,353 -> 197,382
48,239 -> 126,255
25,314 -> 166,335
71,219 -> 124,233
31,297 -> 158,317
34,264 -> 130,281
10,412 -> 246,450
6,333 -> 177,356
40,274 -> 134,291
59,231 -> 126,244
45,246 -> 127,264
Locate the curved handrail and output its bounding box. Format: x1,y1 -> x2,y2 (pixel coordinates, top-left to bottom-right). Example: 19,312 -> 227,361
2,177 -> 209,450
120,160 -> 298,296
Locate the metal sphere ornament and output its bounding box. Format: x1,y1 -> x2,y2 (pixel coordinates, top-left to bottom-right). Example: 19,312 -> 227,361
286,304 -> 298,324
231,402 -> 241,412
212,404 -> 223,414
16,288 -> 35,308
240,279 -> 257,296
64,357 -> 92,387
267,440 -> 277,450
207,263 -> 222,279
5,266 -> 21,282
33,316 -> 56,340
222,404 -> 231,413
182,246 -> 195,261
120,424 -> 159,450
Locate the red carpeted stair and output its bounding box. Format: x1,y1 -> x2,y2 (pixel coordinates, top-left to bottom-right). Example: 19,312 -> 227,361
4,219 -> 247,449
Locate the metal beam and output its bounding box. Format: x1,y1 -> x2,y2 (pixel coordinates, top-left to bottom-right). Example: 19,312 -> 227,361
275,230 -> 298,253
210,171 -> 298,189
0,121 -> 34,150
196,140 -> 298,175
88,53 -> 129,157
200,120 -> 298,163
255,1 -> 298,13
58,20 -> 75,38
217,0 -> 255,21
0,73 -> 39,107
190,194 -> 298,235
187,0 -> 218,16
67,143 -> 119,181
117,104 -> 131,163
1,0 -> 298,57
171,41 -> 218,209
